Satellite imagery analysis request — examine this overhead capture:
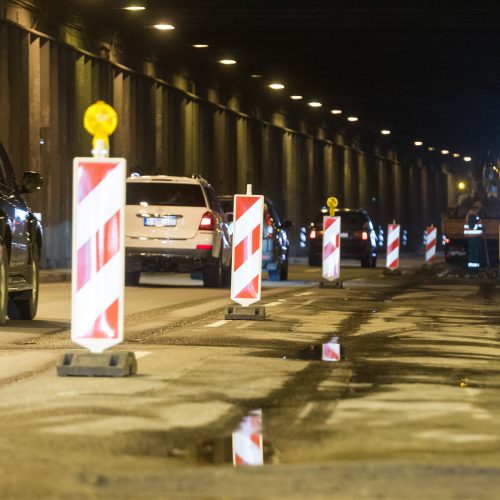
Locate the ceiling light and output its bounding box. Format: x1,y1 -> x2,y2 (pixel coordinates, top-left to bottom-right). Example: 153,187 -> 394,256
250,74 -> 263,78
428,147 -> 435,151
452,153 -> 460,158
308,102 -> 322,108
380,129 -> 391,135
414,141 -> 423,146
347,116 -> 358,122
154,24 -> 175,31
290,95 -> 303,100
193,44 -> 209,48
441,149 -> 449,155
330,109 -> 342,115
219,59 -> 236,65
124,5 -> 146,10
269,83 -> 285,90
464,156 -> 472,162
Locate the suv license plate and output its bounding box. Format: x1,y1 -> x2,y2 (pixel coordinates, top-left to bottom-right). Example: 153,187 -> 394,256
340,232 -> 348,238
144,216 -> 176,227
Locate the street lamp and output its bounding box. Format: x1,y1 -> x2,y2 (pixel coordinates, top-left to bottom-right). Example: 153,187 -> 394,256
290,95 -> 303,100
330,109 -> 342,115
347,116 -> 358,122
153,24 -> 175,30
464,156 -> 472,162
414,141 -> 423,146
308,101 -> 322,108
124,5 -> 146,11
441,149 -> 450,155
269,83 -> 285,90
380,129 -> 391,135
219,59 -> 237,65
458,181 -> 466,190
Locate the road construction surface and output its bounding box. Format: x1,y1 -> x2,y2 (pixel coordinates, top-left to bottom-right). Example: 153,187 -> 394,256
1,259 -> 500,499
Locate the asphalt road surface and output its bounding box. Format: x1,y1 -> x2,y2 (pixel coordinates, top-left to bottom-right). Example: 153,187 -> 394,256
1,258 -> 500,499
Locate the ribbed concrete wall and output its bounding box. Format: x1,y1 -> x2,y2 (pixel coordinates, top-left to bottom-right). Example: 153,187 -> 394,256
0,18 -> 453,268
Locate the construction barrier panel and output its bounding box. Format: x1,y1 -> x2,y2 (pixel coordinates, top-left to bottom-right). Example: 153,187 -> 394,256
425,226 -> 437,264
71,157 -> 126,353
230,194 -> 264,307
232,409 -> 264,466
386,223 -> 400,270
322,216 -> 341,281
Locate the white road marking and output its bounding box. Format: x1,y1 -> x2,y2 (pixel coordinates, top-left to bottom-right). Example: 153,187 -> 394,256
294,291 -> 314,297
134,351 -> 152,359
265,301 -> 282,308
206,320 -> 228,328
303,299 -> 315,306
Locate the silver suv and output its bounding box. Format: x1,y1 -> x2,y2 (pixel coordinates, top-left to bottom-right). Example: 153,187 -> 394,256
125,175 -> 232,287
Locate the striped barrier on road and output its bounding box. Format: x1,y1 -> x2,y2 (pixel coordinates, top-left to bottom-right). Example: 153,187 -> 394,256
425,226 -> 437,264
386,223 -> 400,271
322,216 -> 341,282
232,409 -> 264,466
71,157 -> 126,353
230,193 -> 264,307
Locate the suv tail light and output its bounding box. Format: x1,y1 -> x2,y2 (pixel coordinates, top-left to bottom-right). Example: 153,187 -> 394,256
265,212 -> 274,239
361,231 -> 368,240
199,211 -> 215,231
353,230 -> 369,240
310,229 -> 317,239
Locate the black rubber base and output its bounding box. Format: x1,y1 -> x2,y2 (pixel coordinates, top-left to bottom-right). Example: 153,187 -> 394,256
224,306 -> 266,320
319,279 -> 343,288
57,351 -> 137,377
383,268 -> 402,276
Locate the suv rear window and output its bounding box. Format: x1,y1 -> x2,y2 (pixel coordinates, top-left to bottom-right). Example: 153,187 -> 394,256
127,183 -> 206,207
315,210 -> 367,228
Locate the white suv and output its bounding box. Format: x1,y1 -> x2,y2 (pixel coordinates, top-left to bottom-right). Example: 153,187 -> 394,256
125,175 -> 232,287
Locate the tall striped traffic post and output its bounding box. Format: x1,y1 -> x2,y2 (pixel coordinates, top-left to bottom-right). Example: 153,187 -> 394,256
58,101 -> 137,377
384,222 -> 402,276
225,185 -> 266,320
425,225 -> 437,264
320,196 -> 342,288
232,409 -> 264,466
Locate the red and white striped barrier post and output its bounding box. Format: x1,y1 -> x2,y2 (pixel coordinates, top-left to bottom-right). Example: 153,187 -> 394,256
385,223 -> 401,273
322,216 -> 341,281
226,185 -> 266,320
232,409 -> 264,466
58,101 -> 137,377
425,225 -> 437,264
322,336 -> 341,362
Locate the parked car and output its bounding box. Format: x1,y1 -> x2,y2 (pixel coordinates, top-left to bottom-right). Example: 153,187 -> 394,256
219,195 -> 292,281
0,143 -> 43,323
308,207 -> 378,267
125,175 -> 232,287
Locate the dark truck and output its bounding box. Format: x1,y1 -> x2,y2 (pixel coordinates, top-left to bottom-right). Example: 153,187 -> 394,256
0,143 -> 43,323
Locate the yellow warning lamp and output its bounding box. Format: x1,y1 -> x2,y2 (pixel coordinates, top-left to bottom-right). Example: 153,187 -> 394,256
458,181 -> 466,191
83,101 -> 118,158
326,196 -> 339,216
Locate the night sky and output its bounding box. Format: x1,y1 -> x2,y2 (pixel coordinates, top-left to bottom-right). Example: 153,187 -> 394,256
62,0 -> 500,158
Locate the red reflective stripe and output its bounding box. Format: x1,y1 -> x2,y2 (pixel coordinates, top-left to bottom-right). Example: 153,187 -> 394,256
388,238 -> 399,253
324,345 -> 340,360
76,239 -> 92,291
235,196 -> 260,220
324,217 -> 334,231
323,242 -> 335,259
250,433 -> 261,447
234,454 -> 245,465
96,210 -> 120,272
235,275 -> 260,298
77,162 -> 119,203
336,233 -> 340,249
80,299 -> 119,339
234,235 -> 249,272
426,240 -> 436,253
252,224 -> 261,254
389,258 -> 399,269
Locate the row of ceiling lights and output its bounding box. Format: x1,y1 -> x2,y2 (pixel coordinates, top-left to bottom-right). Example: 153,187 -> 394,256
122,4 -> 473,163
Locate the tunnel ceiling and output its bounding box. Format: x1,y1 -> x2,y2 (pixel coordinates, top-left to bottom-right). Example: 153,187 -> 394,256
31,0 -> 500,158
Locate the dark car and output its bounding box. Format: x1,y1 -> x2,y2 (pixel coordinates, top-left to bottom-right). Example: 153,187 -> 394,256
308,208 -> 377,267
219,195 -> 292,281
0,143 -> 43,322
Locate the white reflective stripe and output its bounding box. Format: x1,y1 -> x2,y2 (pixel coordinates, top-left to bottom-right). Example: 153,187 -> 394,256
76,163 -> 124,248
232,432 -> 263,465
387,225 -> 400,246
386,247 -> 399,267
232,250 -> 262,299
425,247 -> 436,261
323,248 -> 340,280
233,197 -> 263,246
72,252 -> 123,340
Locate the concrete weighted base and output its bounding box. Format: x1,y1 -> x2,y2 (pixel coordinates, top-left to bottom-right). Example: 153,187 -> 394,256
319,279 -> 343,288
383,268 -> 402,276
57,351 -> 137,377
224,306 -> 266,320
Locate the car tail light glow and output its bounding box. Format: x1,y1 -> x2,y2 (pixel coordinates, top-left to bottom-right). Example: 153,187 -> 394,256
265,212 -> 273,238
310,229 -> 317,239
199,211 -> 215,230
361,231 -> 368,240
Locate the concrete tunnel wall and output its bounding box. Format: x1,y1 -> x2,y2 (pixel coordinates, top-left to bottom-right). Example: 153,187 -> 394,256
0,18 -> 454,269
